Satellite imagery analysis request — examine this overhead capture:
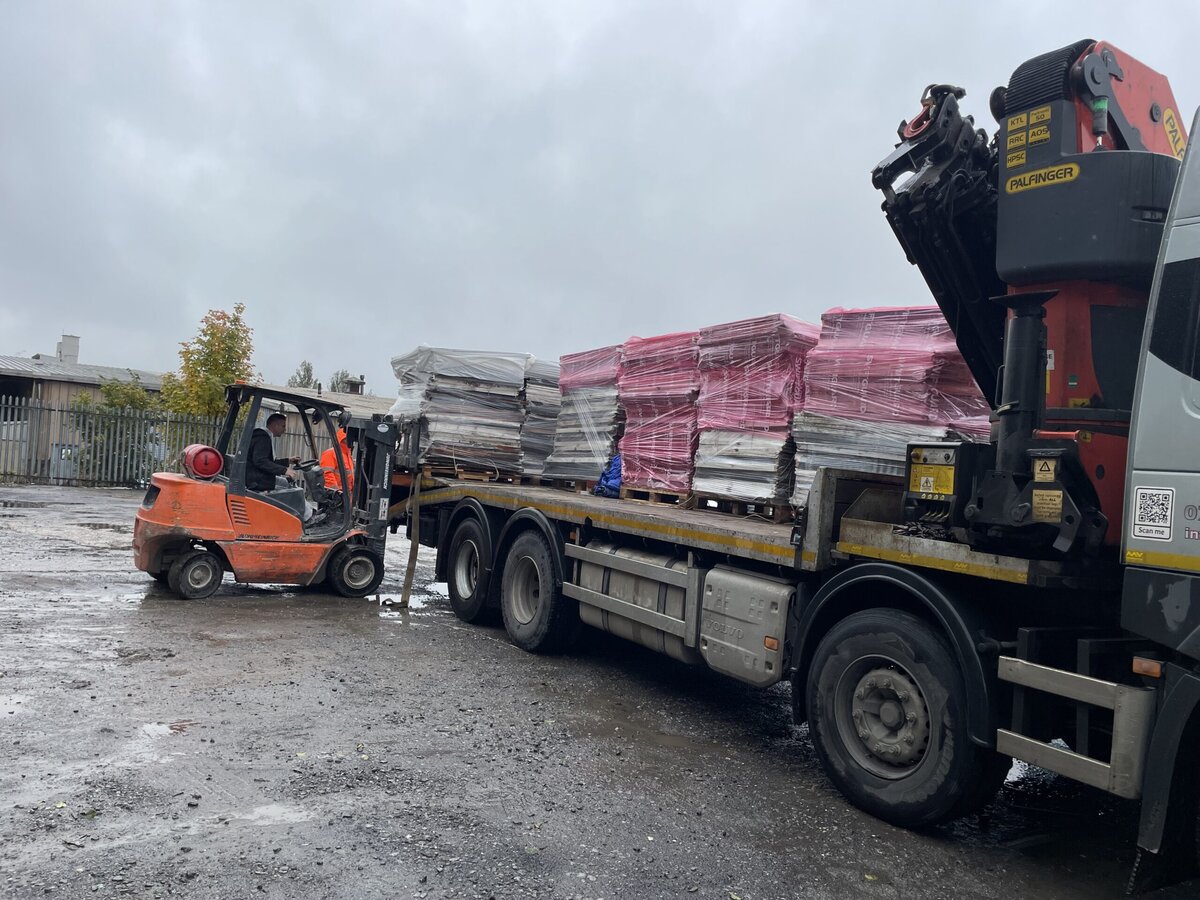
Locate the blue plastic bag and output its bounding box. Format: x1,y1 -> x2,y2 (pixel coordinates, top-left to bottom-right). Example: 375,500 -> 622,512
593,453 -> 622,498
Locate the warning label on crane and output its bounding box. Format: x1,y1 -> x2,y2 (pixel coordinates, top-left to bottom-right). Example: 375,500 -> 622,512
1033,459 -> 1057,483
909,464 -> 954,496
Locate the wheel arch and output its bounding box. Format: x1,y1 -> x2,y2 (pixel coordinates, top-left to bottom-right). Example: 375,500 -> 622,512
161,538 -> 231,576
435,499 -> 502,584
491,508 -> 566,604
792,562 -> 997,748
1137,666 -> 1200,856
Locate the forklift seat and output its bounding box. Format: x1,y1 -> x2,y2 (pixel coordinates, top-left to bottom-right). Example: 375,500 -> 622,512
253,484 -> 309,521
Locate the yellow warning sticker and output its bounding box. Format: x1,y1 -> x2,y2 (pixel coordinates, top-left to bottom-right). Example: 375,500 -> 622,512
1006,163 -> 1079,195
1030,105 -> 1052,125
1033,459 -> 1057,483
1032,489 -> 1063,523
1007,130 -> 1027,150
909,464 -> 955,497
1006,150 -> 1026,169
1163,108 -> 1186,159
1029,124 -> 1051,145
1008,112 -> 1029,131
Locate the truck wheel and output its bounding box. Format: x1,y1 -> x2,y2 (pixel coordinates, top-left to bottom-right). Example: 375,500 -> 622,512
328,546 -> 384,598
806,609 -> 1001,827
167,550 -> 223,600
447,518 -> 490,623
500,530 -> 578,653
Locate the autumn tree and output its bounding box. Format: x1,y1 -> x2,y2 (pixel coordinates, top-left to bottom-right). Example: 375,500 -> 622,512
287,360 -> 316,388
161,303 -> 257,416
328,369 -> 351,393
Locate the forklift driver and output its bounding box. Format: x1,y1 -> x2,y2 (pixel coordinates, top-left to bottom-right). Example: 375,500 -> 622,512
246,413 -> 300,492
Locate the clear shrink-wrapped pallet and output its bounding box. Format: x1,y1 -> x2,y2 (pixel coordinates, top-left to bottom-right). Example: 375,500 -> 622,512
521,358 -> 561,476
618,332 -> 700,493
542,386 -> 623,481
802,307 -> 989,427
790,412 -> 948,507
692,429 -> 795,504
388,345 -> 530,474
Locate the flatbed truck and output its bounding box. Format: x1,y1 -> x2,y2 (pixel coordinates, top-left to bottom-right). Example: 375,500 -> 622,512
393,43 -> 1200,889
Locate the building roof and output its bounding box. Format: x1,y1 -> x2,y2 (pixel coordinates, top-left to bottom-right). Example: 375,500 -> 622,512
256,384 -> 395,419
0,356 -> 164,390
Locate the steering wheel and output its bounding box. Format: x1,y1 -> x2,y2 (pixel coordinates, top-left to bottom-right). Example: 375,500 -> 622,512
295,459 -> 320,470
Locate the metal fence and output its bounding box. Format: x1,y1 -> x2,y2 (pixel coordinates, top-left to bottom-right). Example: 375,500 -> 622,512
0,395 -> 319,488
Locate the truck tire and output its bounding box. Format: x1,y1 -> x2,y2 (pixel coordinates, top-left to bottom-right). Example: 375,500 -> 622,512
167,550 -> 223,600
806,609 -> 1003,827
447,517 -> 490,623
327,546 -> 384,598
500,530 -> 578,653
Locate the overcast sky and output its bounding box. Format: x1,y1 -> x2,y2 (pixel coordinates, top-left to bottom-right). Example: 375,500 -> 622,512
3,2 -> 1199,395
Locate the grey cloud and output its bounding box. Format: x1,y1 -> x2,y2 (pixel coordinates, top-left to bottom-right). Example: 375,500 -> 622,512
3,2 -> 1198,394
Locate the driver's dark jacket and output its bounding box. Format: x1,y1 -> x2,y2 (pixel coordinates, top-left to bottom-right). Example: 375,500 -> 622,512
246,428 -> 287,492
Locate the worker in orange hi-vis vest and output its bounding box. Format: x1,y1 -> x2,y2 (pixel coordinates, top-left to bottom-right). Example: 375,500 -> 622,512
320,429 -> 355,493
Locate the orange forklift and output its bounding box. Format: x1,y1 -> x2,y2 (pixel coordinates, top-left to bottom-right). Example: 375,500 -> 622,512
133,384 -> 400,599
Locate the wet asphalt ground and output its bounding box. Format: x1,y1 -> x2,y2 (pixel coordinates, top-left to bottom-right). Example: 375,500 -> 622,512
1,484 -> 1198,900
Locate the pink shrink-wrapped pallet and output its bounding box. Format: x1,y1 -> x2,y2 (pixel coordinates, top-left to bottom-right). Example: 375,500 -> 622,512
802,306 -> 989,427
692,315 -> 820,503
617,332 -> 700,493
542,344 -> 625,482
558,344 -> 624,391
696,313 -> 822,432
790,307 -> 990,506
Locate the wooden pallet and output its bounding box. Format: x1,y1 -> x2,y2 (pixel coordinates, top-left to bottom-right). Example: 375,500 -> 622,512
618,486 -> 688,506
692,493 -> 795,524
546,478 -> 596,494
517,475 -> 557,488
421,466 -> 521,485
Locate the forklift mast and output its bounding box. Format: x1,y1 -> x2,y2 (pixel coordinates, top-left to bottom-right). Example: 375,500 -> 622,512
344,414 -> 399,557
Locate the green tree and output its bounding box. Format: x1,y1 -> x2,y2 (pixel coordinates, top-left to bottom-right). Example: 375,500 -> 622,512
328,369 -> 351,393
69,374 -> 166,485
161,303 -> 257,416
287,359 -> 316,388
98,373 -> 161,411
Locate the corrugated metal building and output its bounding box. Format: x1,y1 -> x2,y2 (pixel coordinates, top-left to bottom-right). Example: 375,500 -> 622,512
0,334 -> 164,406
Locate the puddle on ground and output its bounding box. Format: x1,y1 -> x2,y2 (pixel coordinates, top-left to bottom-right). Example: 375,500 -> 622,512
231,803 -> 312,826
377,593 -> 429,611
142,720 -> 196,737
77,522 -> 129,532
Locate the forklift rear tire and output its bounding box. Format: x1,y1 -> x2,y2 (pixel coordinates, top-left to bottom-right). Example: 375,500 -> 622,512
500,530 -> 578,653
806,609 -> 1002,828
328,546 -> 384,598
447,518 -> 490,623
167,550 -> 223,600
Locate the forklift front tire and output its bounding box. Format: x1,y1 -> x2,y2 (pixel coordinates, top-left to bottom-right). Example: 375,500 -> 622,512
328,547 -> 384,598
168,550 -> 223,600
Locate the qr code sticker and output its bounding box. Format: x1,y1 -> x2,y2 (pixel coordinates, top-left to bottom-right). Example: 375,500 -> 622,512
1133,487 -> 1174,541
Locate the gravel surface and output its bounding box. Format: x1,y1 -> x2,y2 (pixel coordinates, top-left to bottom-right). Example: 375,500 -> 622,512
1,484 -> 1196,899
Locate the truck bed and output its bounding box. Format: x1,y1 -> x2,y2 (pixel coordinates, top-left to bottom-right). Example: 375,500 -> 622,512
413,482 -> 799,567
